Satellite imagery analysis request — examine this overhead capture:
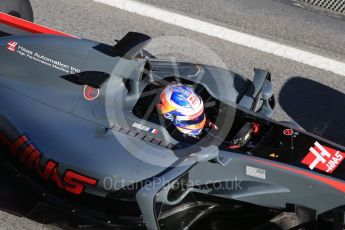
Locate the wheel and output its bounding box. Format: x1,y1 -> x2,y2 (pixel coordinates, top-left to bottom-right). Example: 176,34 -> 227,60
0,0 -> 33,22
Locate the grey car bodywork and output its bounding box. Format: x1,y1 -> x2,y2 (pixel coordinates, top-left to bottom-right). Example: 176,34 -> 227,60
0,5 -> 345,230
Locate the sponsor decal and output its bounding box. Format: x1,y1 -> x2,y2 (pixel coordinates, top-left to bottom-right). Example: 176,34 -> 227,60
283,129 -> 294,136
187,94 -> 198,107
83,85 -> 100,101
0,133 -> 97,195
132,122 -> 159,135
6,41 -> 81,74
163,113 -> 174,121
246,165 -> 266,179
7,40 -> 18,52
301,142 -> 345,174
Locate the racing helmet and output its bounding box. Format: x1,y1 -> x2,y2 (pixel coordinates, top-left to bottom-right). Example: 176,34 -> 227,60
159,83 -> 206,137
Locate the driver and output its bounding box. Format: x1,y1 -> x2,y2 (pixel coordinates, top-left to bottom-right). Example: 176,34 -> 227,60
157,83 -> 260,148
157,83 -> 213,138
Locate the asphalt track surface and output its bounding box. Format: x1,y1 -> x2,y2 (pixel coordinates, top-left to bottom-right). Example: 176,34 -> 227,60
1,0 -> 345,229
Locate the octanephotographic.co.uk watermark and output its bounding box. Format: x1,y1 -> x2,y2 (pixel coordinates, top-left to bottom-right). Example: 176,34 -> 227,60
102,176 -> 243,192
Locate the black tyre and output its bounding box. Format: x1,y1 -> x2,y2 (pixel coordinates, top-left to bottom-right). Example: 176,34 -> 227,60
0,0 -> 33,22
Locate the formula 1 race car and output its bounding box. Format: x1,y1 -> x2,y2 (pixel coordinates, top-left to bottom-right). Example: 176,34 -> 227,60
0,1 -> 345,230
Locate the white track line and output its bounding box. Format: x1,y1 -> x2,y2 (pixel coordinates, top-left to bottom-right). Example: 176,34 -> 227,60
94,0 -> 345,76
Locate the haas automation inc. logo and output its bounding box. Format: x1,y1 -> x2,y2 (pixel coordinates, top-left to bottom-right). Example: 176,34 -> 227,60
6,40 -> 18,52
302,142 -> 345,174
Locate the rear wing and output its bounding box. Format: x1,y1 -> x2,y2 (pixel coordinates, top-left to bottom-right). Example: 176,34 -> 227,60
0,12 -> 76,38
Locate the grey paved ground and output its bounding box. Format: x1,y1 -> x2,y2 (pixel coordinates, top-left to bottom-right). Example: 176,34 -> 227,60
1,0 -> 345,229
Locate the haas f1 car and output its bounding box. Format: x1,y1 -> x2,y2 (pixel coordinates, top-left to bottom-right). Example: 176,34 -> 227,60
0,1 -> 345,229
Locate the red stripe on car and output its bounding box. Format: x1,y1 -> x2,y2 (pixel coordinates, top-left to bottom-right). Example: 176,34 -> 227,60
0,12 -> 77,38
253,159 -> 345,193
